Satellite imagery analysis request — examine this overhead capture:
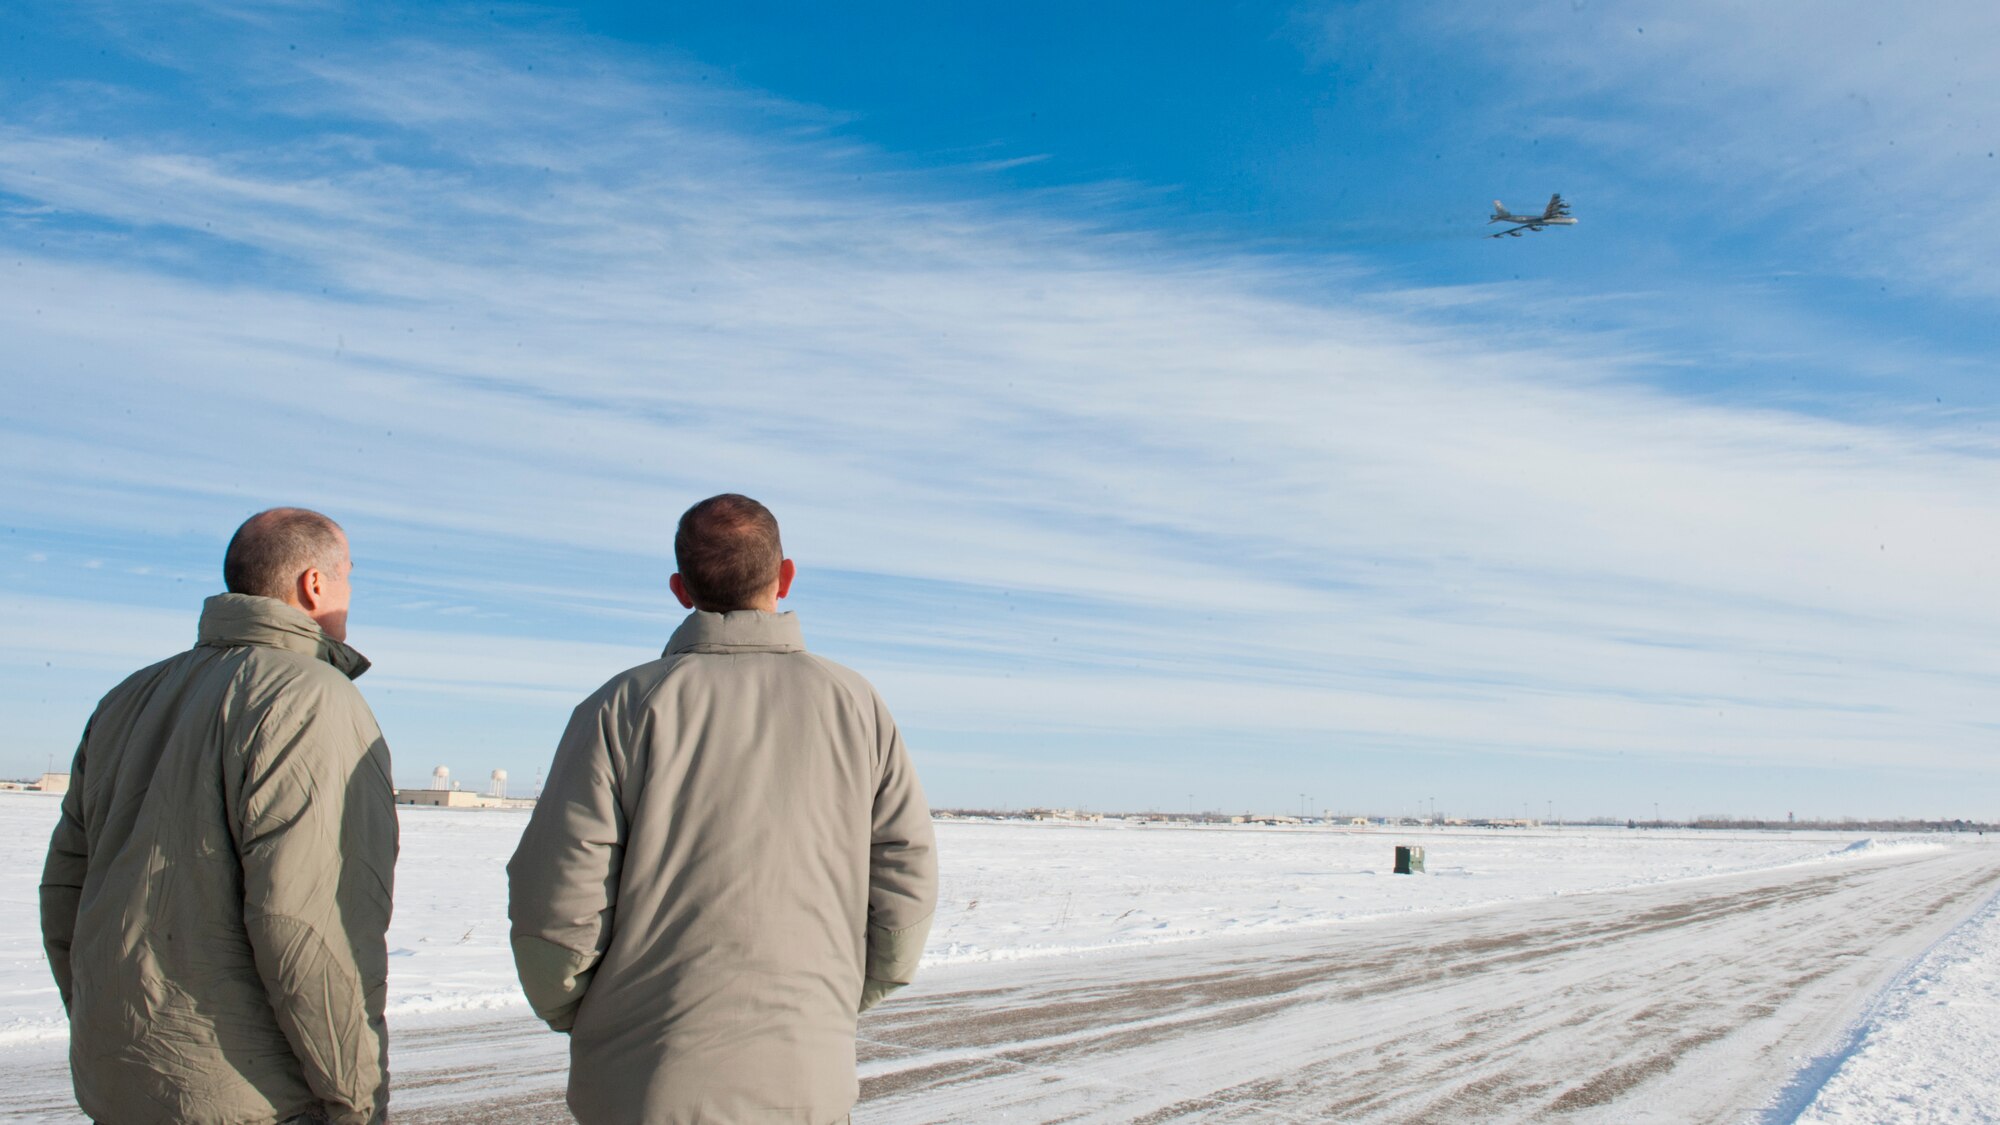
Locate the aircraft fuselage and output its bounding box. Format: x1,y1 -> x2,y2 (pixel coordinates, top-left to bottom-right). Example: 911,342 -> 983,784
1489,196 -> 1576,237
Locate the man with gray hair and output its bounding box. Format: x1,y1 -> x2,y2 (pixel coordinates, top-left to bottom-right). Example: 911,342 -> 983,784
41,507 -> 397,1125
509,493 -> 938,1124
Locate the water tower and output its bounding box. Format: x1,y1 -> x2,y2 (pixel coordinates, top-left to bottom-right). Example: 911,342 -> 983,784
431,765 -> 450,791
490,769 -> 508,799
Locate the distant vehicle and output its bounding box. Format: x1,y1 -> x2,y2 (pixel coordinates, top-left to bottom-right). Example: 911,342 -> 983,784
1489,194 -> 1577,238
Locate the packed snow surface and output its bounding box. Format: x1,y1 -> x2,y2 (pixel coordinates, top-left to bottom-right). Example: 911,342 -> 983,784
3,791 -> 1997,1122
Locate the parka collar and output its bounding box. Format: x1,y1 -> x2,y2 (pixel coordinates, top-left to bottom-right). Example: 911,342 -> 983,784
664,609 -> 806,656
197,593 -> 371,680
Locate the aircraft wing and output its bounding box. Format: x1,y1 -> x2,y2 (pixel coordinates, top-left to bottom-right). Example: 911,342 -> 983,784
1542,193 -> 1567,219
1487,223 -> 1534,239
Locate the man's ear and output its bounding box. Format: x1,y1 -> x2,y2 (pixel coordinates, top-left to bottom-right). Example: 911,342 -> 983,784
296,566 -> 325,612
776,558 -> 796,601
669,573 -> 696,610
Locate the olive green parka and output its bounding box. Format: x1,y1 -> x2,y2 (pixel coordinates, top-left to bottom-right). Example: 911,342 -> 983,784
40,594 -> 398,1125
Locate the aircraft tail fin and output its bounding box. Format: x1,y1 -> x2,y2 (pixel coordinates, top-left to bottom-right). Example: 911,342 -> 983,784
1491,201 -> 1508,220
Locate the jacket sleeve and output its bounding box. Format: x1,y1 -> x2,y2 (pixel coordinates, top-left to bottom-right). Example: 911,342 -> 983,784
507,691 -> 626,1032
236,685 -> 397,1125
861,702 -> 937,1013
39,732 -> 90,1011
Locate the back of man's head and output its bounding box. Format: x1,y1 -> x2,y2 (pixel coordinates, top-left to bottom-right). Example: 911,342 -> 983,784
674,494 -> 783,612
224,507 -> 346,600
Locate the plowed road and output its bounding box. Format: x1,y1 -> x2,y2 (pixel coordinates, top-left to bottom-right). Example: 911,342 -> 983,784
19,847 -> 1997,1124
847,848 -> 2000,1123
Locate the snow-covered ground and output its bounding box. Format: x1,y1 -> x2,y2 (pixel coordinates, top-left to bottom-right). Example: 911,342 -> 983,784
920,818 -> 1950,964
1783,882 -> 2000,1124
3,791 -> 1997,1121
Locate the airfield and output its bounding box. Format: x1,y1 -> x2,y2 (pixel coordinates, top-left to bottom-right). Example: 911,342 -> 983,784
5,794 -> 1997,1123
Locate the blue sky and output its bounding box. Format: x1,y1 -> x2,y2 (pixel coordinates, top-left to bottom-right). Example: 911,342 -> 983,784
3,1 -> 1997,820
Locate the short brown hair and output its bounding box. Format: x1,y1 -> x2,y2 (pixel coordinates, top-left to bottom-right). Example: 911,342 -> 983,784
674,494 -> 782,611
224,507 -> 346,600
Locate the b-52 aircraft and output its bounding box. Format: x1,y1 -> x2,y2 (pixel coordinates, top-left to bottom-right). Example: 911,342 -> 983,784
1488,194 -> 1576,238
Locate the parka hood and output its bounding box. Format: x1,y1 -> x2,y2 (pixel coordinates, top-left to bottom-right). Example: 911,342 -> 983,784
197,593 -> 371,679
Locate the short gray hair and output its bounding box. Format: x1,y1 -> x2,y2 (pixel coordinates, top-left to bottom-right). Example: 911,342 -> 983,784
224,508 -> 346,600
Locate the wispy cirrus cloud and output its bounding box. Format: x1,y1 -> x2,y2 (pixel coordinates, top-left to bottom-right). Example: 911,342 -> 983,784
2,4 -> 1997,812
1373,1 -> 2000,305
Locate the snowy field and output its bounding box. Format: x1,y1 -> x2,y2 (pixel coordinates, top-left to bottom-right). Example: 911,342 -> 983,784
4,791 -> 1998,1122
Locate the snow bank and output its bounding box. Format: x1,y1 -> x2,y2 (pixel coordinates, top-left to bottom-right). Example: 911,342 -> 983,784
1824,836 -> 1948,861
1775,884 -> 2000,1125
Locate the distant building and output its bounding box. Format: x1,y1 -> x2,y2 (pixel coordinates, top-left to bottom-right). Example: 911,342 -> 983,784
395,764 -> 534,809
1031,809 -> 1103,823
395,788 -> 535,809
0,772 -> 71,794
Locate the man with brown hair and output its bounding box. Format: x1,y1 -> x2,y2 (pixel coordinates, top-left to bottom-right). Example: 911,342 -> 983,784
41,507 -> 397,1125
509,493 -> 937,1125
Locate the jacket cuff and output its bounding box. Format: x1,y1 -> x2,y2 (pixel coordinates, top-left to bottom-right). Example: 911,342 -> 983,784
510,934 -> 599,1031
860,913 -> 932,1012
859,977 -> 904,1013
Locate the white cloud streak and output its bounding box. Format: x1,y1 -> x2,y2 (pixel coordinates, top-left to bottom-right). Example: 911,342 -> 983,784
2,7 -> 1997,805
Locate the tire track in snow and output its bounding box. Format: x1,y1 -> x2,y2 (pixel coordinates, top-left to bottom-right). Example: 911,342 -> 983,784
852,847 -> 2000,1123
